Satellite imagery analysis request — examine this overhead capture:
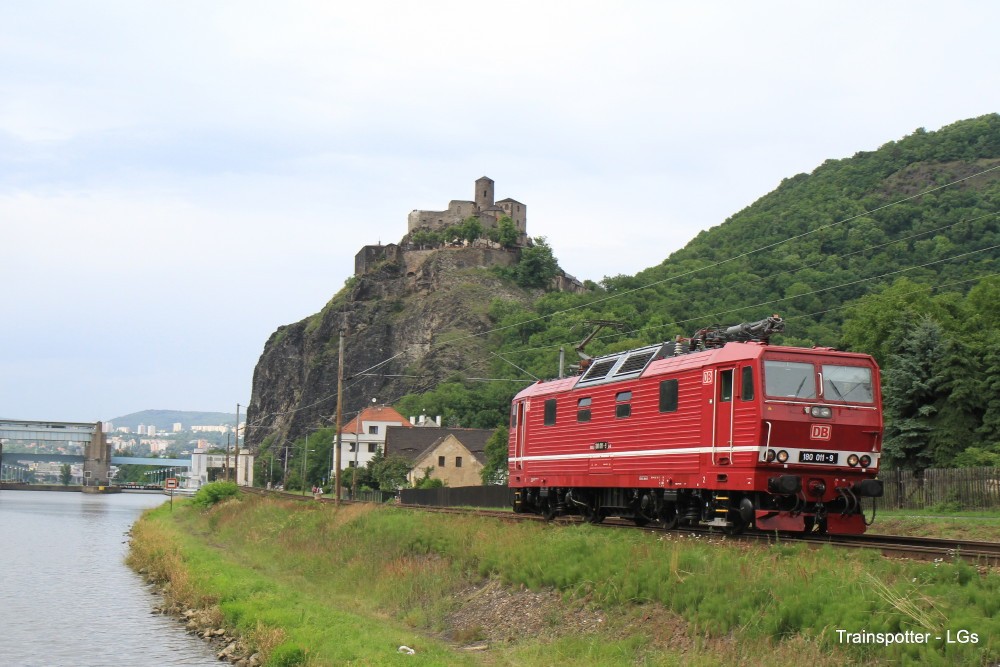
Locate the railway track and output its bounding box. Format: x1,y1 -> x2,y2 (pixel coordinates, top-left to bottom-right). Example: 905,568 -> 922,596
796,532 -> 1000,567
237,488 -> 1000,566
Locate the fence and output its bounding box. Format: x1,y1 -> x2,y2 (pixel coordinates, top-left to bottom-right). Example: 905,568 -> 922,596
879,467 -> 1000,510
350,489 -> 396,503
400,485 -> 513,508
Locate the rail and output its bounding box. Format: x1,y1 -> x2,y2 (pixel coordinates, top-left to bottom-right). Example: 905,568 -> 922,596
237,487 -> 1000,566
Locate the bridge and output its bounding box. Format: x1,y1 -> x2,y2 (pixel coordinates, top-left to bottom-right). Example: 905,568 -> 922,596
1,452 -> 191,466
0,419 -> 255,488
1,419 -> 114,486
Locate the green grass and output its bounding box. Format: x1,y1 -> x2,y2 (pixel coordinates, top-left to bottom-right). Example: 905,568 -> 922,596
879,508 -> 1000,519
128,495 -> 1000,666
871,508 -> 1000,541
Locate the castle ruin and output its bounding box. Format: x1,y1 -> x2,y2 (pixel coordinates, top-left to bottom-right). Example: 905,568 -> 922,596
408,176 -> 527,245
355,177 -> 537,277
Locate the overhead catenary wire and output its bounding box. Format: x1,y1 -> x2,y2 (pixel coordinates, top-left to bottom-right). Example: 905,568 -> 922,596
246,162 -> 1000,433
501,209 -> 1000,356
432,163 -> 1000,349
528,240 -> 1000,354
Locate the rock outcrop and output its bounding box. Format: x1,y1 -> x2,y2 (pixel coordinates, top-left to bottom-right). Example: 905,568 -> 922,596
246,245 -> 570,449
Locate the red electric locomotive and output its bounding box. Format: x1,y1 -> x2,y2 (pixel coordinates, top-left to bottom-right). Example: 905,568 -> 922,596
507,316 -> 884,534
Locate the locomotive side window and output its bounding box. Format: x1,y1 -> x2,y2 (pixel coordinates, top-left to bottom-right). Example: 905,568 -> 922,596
764,360 -> 816,399
719,369 -> 734,402
577,397 -> 592,422
615,391 -> 632,418
544,399 -> 557,426
741,366 -> 755,401
510,404 -> 517,428
658,379 -> 678,412
821,365 -> 873,403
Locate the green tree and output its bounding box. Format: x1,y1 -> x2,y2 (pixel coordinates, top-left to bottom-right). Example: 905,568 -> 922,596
513,237 -> 559,289
480,427 -> 509,485
928,336 -> 984,466
497,216 -> 519,248
59,463 -> 72,485
460,216 -> 483,243
881,318 -> 946,470
366,447 -> 412,491
410,229 -> 440,248
342,464 -> 375,492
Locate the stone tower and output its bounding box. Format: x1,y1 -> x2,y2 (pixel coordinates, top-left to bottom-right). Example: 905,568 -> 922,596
475,176 -> 494,211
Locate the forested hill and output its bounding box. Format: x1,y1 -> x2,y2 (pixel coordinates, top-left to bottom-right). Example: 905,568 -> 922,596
396,114 -> 1000,473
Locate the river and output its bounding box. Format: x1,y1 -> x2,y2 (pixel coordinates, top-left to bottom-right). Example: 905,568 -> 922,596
0,490 -> 220,667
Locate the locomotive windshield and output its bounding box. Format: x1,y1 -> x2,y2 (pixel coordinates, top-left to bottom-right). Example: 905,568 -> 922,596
822,365 -> 874,403
763,361 -> 816,399
764,360 -> 874,404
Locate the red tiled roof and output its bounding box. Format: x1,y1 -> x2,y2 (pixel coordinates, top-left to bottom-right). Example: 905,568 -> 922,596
340,405 -> 412,434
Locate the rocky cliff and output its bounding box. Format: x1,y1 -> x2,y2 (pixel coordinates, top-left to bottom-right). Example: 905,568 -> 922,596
245,246 -> 561,449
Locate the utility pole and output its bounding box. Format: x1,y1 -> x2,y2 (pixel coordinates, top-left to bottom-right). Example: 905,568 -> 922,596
234,403 -> 241,486
334,327 -> 345,503
282,441 -> 290,490
225,433 -> 231,481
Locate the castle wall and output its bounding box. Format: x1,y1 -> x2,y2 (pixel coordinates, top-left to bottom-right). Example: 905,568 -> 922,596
406,177 -> 527,242
497,199 -> 527,232
407,200 -> 477,233
355,244 -> 399,275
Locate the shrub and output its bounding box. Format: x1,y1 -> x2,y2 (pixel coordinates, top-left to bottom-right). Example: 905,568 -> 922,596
191,481 -> 239,509
267,643 -> 306,667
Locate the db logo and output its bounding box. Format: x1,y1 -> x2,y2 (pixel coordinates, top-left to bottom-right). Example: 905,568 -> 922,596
702,371 -> 714,385
810,424 -> 832,441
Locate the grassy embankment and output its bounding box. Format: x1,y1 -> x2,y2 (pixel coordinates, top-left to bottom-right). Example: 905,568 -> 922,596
871,509 -> 1000,542
128,492 -> 1000,666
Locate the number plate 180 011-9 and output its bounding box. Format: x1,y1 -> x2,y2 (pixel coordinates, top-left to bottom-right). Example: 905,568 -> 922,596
799,451 -> 838,464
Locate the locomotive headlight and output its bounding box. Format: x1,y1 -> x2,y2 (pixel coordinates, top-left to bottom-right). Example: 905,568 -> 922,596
765,449 -> 776,463
810,406 -> 833,419
777,449 -> 789,463
847,454 -> 860,467
859,455 -> 872,468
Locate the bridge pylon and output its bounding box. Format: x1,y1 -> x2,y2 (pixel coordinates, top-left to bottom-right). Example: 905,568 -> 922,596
82,422 -> 111,486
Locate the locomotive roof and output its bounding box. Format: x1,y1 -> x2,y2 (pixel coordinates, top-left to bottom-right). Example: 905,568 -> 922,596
513,341 -> 874,400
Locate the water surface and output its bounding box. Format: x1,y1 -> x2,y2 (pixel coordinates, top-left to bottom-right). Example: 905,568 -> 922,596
0,490 -> 219,667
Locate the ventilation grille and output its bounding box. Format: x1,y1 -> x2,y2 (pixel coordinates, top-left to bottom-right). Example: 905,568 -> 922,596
615,349 -> 658,376
580,358 -> 618,383
574,344 -> 662,388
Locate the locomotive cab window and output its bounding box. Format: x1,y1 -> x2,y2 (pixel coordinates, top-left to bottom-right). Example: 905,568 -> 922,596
543,399 -> 557,426
659,379 -> 678,412
616,391 -> 632,418
577,397 -> 592,422
741,366 -> 755,401
822,365 -> 873,403
719,370 -> 734,402
764,360 -> 817,399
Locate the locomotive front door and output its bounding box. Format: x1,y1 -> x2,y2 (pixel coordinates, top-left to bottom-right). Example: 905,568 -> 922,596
713,368 -> 735,464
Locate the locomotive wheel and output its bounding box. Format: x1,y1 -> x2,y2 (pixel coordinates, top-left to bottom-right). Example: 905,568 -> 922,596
659,505 -> 678,530
585,508 -> 606,524
633,515 -> 650,527
723,515 -> 749,535
541,501 -> 557,521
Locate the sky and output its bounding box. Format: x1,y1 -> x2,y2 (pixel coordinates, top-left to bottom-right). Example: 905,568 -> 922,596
2,1 -> 999,423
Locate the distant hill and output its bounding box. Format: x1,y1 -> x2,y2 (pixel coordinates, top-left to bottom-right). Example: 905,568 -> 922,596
109,410 -> 238,430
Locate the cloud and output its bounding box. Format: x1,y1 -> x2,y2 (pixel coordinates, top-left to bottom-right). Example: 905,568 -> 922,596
2,1 -> 999,420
